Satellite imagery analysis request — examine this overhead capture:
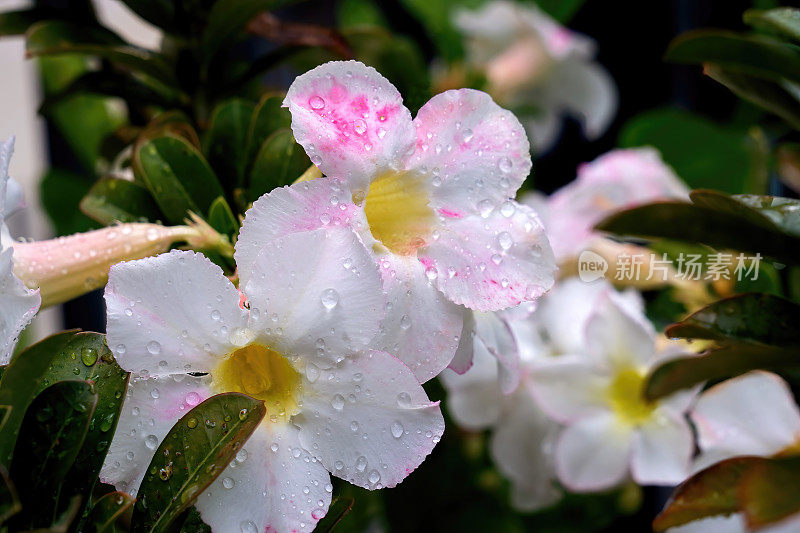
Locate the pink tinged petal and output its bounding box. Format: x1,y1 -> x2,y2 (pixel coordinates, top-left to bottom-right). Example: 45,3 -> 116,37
104,249 -> 247,377
528,355 -> 609,423
630,410 -> 693,486
406,88 -> 531,214
196,423 -> 332,533
235,178 -> 364,289
690,371 -> 800,458
667,515 -> 747,533
439,340 -> 504,430
244,227 -> 384,363
546,59 -> 617,140
284,60 -> 415,191
448,307 -> 476,374
474,310 -> 520,394
100,374 -> 213,495
0,248 -> 39,364
555,413 -> 633,492
490,392 -> 562,512
296,350 -> 445,489
584,291 -> 656,370
14,223 -> 200,307
419,201 -> 555,312
374,254 -> 462,382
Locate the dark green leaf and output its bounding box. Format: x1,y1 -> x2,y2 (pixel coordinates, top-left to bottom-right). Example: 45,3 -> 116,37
0,9 -> 43,36
653,456 -> 762,531
316,496 -> 355,533
41,167 -> 99,235
26,21 -> 174,83
9,381 -> 97,529
704,64 -> 800,131
741,455 -> 800,529
135,135 -> 225,225
245,94 -> 290,171
131,393 -> 266,533
86,491 -> 135,533
666,30 -> 800,85
618,108 -> 759,193
744,8 -> 800,43
203,99 -> 256,188
399,0 -> 482,61
529,0 -> 586,22
645,343 -> 800,401
118,0 -> 176,34
666,293 -> 800,346
207,196 -> 238,235
337,0 -> 388,28
0,464 -> 20,526
201,0 -> 294,62
81,177 -> 163,225
248,129 -> 310,201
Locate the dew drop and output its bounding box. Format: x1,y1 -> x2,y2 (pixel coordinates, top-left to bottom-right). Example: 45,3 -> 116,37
396,392 -> 412,408
331,394 -> 345,411
222,477 -> 235,489
240,520 -> 257,533
145,434 -> 158,450
355,456 -> 368,472
146,341 -> 161,355
309,95 -> 325,110
391,421 -> 404,438
368,469 -> 381,484
321,288 -> 339,310
498,157 -> 513,173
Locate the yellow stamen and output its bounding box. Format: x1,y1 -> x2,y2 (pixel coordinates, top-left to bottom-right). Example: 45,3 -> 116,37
607,367 -> 655,426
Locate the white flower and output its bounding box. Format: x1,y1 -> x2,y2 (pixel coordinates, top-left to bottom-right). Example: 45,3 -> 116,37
0,137 -> 40,364
529,282 -> 696,491
454,0 -> 617,152
101,227 -> 444,532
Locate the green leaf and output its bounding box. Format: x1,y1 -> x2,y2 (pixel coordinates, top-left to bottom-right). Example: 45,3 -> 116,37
203,99 -> 256,188
337,0 -> 388,28
666,293 -> 800,346
529,0 -> 586,22
645,343 -> 800,401
135,136 -> 225,225
246,94 -> 290,172
740,455 -> 800,529
618,108 -> 759,193
316,496 -> 355,533
207,196 -> 238,236
732,194 -> 800,237
248,129 -> 311,201
86,491 -> 135,533
26,21 -> 175,83
595,192 -> 800,265
81,177 -> 163,225
8,381 -> 98,530
131,393 -> 266,533
201,0 -> 294,62
0,464 -> 20,526
744,8 -> 800,43
399,0 -> 482,61
41,167 -> 99,235
0,9 -> 43,36
118,0 -> 177,34
703,64 -> 800,131
665,30 -> 800,85
653,457 -> 762,531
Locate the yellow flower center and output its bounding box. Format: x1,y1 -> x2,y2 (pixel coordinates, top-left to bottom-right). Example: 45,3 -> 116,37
607,367 -> 655,426
363,171 -> 435,256
214,344 -> 302,423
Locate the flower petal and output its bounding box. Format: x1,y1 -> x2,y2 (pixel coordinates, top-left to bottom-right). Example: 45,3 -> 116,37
474,311 -> 520,394
0,248 -> 40,364
547,59 -> 617,141
100,374 -> 213,494
490,391 -> 561,512
528,355 -> 609,423
419,202 -> 555,311
407,89 -> 531,214
235,178 -> 364,290
296,350 -> 444,489
584,291 -> 655,370
630,410 -> 693,485
448,307 -> 476,374
196,423 -> 332,533
691,371 -> 800,458
555,413 -> 633,492
440,340 -> 503,430
105,250 -> 246,376
284,60 -> 415,191
244,227 -> 383,363
666,515 -> 747,533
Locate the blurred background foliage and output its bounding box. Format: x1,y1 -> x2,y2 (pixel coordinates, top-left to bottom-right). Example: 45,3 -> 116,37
2,0 -> 800,531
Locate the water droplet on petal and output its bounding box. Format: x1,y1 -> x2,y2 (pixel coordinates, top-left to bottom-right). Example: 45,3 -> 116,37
498,157 -> 513,173
309,95 -> 325,110
222,477 -> 235,489
321,288 -> 339,310
147,341 -> 161,355
391,421 -> 404,438
331,394 -> 345,411
396,392 -> 412,408
145,434 -> 158,450
356,456 -> 368,472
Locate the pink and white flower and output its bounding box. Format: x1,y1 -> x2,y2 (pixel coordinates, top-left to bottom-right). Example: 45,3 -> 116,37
236,60 -> 556,382
530,147 -> 689,262
101,227 -> 444,532
453,1 -> 617,152
529,284 -> 697,491
0,137 -> 40,364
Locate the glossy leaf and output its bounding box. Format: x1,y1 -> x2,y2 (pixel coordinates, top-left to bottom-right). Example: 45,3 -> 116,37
653,456 -> 762,531
86,491 -> 135,533
666,30 -> 800,85
81,178 -> 163,225
645,343 -> 800,401
131,393 -> 266,533
316,496 -> 355,533
248,128 -> 310,201
245,94 -> 290,170
8,380 -> 97,530
134,135 -> 224,225
26,21 -> 174,83
666,293 -> 800,346
740,455 -> 800,529
203,99 -> 256,188
207,196 -> 239,236
744,7 -> 800,43
0,464 -> 20,526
